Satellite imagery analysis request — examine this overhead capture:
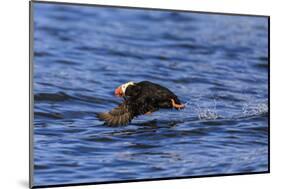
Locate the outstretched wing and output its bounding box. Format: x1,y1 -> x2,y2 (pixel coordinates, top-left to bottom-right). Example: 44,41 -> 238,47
96,102 -> 133,126
97,96 -> 160,126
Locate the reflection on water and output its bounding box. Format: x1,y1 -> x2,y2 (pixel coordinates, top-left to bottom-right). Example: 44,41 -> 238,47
32,2 -> 269,186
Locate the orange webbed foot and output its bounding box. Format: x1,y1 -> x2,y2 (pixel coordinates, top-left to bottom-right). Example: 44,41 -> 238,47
145,111 -> 153,115
171,99 -> 185,110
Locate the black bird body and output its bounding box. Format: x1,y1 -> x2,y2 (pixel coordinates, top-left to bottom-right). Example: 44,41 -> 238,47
97,81 -> 184,126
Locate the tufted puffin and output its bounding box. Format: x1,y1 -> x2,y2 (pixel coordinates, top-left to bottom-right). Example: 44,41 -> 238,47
97,81 -> 185,126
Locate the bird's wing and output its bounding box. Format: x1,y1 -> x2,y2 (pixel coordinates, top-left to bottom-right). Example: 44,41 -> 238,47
97,102 -> 133,126
97,97 -> 158,126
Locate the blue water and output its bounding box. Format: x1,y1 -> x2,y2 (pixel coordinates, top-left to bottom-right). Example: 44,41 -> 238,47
32,2 -> 269,186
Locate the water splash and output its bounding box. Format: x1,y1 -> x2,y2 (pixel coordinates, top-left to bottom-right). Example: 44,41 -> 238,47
197,98 -> 219,120
185,98 -> 220,121
197,108 -> 219,120
184,96 -> 268,121
241,102 -> 268,117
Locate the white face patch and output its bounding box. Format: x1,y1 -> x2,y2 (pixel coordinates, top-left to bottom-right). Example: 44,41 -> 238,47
121,81 -> 135,94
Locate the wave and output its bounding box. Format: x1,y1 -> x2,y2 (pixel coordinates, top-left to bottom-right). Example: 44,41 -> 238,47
34,92 -> 72,102
35,111 -> 64,119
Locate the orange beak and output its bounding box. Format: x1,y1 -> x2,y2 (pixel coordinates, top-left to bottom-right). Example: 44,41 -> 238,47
114,86 -> 123,97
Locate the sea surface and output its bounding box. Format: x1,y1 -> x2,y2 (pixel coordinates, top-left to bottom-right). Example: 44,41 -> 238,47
32,2 -> 269,186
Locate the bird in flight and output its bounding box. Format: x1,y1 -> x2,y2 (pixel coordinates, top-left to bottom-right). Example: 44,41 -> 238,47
97,81 -> 185,126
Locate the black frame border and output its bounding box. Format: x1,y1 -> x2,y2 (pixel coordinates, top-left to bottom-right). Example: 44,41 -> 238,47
29,1 -> 270,188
